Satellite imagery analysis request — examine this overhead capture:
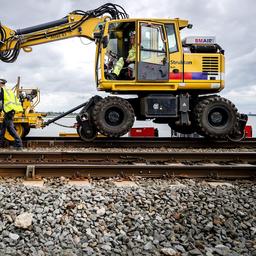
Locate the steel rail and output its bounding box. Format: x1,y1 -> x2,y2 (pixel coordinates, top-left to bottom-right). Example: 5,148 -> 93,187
0,151 -> 255,178
0,151 -> 256,163
0,163 -> 254,179
23,137 -> 256,149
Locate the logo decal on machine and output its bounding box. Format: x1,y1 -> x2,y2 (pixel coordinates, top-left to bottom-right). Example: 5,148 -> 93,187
170,60 -> 192,65
195,38 -> 214,44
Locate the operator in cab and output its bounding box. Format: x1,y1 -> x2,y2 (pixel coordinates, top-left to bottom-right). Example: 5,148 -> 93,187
0,79 -> 23,150
111,31 -> 136,79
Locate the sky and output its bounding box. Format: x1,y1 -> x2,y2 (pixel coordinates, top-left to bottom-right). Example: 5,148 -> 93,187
0,0 -> 256,114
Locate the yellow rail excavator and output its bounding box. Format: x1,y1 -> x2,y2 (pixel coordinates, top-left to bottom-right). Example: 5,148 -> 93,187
0,77 -> 45,141
0,3 -> 247,141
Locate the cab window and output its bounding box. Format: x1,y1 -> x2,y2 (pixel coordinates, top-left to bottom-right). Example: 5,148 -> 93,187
165,24 -> 178,53
140,24 -> 166,65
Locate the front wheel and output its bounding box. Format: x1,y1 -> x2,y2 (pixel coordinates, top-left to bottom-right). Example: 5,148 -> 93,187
92,96 -> 135,137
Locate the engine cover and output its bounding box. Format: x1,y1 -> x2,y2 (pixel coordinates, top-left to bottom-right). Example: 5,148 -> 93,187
140,95 -> 178,117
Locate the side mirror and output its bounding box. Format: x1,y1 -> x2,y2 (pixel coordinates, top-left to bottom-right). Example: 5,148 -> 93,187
102,36 -> 109,48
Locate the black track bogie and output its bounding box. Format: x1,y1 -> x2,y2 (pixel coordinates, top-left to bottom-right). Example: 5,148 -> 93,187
92,96 -> 135,137
75,97 -> 103,142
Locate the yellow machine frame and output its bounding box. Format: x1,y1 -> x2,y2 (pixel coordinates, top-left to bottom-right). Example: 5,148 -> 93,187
1,17 -> 224,94
0,77 -> 46,141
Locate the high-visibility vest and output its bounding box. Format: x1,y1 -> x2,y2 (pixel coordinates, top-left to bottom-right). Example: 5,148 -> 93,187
127,45 -> 136,62
2,87 -> 23,113
113,45 -> 136,76
113,57 -> 124,76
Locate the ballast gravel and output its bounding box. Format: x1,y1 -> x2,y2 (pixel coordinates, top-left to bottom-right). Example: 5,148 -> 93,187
0,178 -> 255,255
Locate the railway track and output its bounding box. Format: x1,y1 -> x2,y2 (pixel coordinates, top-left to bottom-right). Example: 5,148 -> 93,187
22,136 -> 256,149
0,150 -> 255,179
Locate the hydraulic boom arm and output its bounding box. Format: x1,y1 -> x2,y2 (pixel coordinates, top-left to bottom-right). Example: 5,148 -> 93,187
0,3 -> 128,63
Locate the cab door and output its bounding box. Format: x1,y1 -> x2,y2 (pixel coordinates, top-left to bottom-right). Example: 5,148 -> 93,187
137,22 -> 169,81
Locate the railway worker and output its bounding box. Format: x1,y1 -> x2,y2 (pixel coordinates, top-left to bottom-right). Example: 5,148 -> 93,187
112,31 -> 136,79
0,78 -> 23,150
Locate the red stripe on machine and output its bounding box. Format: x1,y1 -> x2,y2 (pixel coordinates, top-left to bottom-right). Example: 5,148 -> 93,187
169,73 -> 183,80
169,72 -> 193,80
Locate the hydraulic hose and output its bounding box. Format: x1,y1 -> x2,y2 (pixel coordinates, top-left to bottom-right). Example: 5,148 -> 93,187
0,23 -> 21,63
0,3 -> 129,63
16,17 -> 69,35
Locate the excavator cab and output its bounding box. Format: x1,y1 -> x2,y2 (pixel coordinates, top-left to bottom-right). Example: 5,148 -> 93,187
104,21 -> 136,80
101,20 -> 169,83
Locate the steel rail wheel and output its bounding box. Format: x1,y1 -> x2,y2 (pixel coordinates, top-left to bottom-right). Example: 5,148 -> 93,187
77,125 -> 97,142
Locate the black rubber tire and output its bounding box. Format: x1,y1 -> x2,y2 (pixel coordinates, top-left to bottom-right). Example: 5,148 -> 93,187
92,96 -> 135,137
194,95 -> 238,138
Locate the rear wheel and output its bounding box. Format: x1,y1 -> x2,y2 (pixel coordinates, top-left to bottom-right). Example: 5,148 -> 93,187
92,96 -> 135,137
194,96 -> 238,138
